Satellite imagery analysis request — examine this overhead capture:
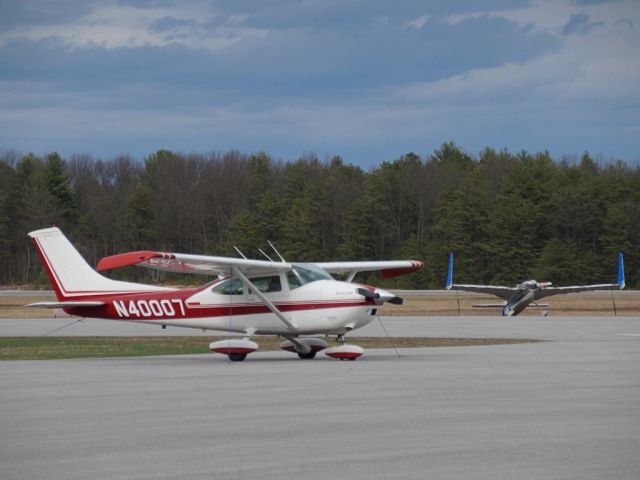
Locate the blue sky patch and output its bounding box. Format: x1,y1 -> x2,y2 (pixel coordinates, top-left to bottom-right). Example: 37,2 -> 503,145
1,0 -> 638,167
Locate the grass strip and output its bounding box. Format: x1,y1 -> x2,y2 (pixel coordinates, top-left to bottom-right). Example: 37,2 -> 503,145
0,336 -> 541,361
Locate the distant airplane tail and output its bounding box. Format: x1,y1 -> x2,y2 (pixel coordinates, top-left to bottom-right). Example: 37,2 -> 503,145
617,252 -> 625,289
446,252 -> 454,290
29,227 -> 167,301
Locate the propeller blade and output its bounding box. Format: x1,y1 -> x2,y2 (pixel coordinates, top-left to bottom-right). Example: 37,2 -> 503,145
356,287 -> 403,305
356,287 -> 377,299
388,296 -> 404,305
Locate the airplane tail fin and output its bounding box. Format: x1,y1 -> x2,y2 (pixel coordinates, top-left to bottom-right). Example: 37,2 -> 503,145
617,252 -> 625,290
28,227 -> 165,301
446,252 -> 454,290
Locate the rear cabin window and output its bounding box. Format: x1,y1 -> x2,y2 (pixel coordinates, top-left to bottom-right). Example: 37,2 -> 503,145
248,275 -> 282,293
211,276 -> 282,295
211,278 -> 244,295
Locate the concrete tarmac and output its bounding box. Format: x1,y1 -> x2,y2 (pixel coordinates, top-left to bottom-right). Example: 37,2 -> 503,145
1,314 -> 640,342
1,316 -> 640,480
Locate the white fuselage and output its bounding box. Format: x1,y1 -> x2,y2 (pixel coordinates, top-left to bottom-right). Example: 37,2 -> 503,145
89,279 -> 379,336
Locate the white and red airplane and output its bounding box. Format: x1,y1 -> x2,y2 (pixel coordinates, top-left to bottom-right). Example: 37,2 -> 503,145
28,227 -> 423,361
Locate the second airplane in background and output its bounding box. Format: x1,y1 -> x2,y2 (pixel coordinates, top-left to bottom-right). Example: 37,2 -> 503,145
446,252 -> 625,316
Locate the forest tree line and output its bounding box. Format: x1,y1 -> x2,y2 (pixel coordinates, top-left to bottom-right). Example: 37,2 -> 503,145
0,143 -> 638,289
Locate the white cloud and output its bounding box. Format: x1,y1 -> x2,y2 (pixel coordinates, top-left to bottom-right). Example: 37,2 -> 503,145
445,0 -> 638,35
443,0 -> 574,31
483,0 -> 578,32
407,15 -> 429,29
399,0 -> 640,102
0,1 -> 270,51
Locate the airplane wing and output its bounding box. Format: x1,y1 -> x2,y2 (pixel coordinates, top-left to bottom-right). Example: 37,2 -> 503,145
536,252 -> 625,299
98,253 -> 422,281
448,284 -> 516,301
445,253 -> 514,300
97,251 -> 292,277
314,260 -> 424,282
535,283 -> 619,299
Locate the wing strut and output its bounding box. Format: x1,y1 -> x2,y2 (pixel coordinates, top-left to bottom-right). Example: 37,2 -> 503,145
232,267 -> 298,332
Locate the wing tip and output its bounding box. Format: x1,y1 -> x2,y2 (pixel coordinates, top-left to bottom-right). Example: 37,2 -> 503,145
96,251 -> 174,272
379,261 -> 424,280
617,251 -> 625,289
446,252 -> 454,290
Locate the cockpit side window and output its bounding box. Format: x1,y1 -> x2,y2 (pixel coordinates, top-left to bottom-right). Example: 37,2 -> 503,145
248,275 -> 282,293
287,272 -> 302,290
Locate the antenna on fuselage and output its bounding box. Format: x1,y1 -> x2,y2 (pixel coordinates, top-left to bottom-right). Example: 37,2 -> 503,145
233,246 -> 247,259
258,248 -> 274,262
267,240 -> 287,263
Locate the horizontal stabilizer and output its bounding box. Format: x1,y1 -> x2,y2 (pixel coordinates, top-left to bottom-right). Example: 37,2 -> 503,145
27,301 -> 105,309
472,304 -> 507,308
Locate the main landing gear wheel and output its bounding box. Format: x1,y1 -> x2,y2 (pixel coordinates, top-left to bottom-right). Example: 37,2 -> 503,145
227,352 -> 248,362
280,338 -> 327,359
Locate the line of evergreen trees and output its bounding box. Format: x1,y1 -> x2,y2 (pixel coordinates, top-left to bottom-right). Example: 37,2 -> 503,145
0,143 -> 637,288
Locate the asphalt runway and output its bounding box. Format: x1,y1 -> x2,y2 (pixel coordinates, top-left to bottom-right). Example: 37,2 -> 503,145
1,315 -> 640,480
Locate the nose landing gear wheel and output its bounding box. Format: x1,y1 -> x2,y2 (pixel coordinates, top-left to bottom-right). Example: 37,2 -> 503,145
280,337 -> 327,359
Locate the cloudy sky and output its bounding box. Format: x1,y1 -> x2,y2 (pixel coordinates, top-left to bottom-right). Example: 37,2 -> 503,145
1,0 -> 638,166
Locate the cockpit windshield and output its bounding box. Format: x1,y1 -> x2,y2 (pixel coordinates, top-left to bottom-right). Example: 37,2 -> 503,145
291,263 -> 333,285
209,263 -> 332,295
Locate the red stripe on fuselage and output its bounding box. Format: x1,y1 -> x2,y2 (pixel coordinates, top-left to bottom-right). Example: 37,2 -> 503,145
67,291 -> 368,320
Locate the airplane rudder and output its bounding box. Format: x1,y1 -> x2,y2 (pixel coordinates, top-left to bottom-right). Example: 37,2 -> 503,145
29,227 -> 67,300
28,227 -> 105,300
